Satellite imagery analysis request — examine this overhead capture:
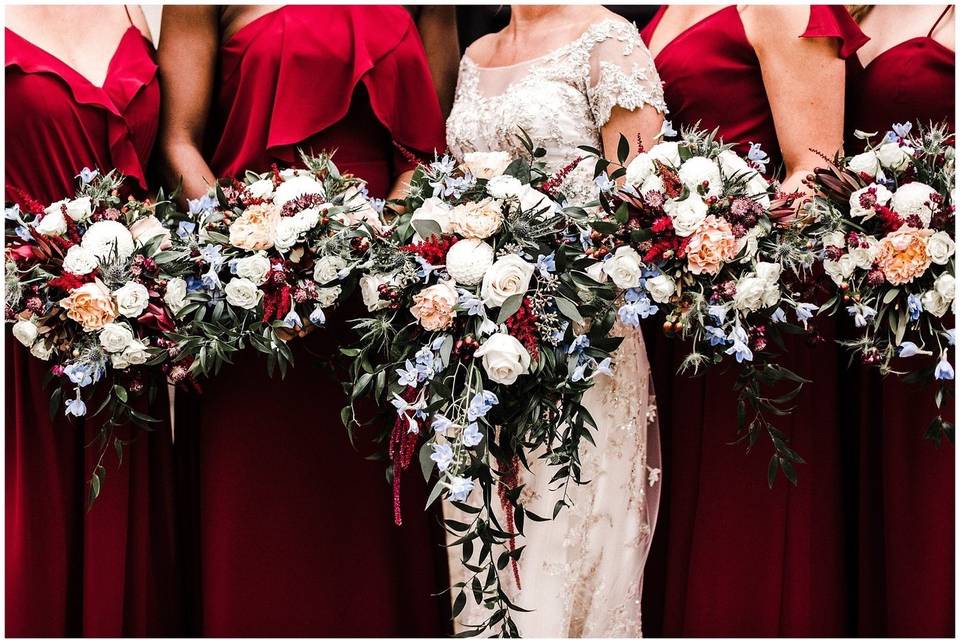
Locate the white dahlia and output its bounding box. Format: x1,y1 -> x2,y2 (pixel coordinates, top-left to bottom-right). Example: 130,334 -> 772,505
81,220 -> 135,262
445,238 -> 494,286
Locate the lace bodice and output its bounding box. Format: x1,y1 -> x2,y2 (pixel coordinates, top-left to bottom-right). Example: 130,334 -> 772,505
446,19 -> 667,205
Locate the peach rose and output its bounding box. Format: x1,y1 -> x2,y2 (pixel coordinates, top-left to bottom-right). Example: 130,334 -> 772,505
130,215 -> 172,250
685,215 -> 738,275
875,225 -> 934,285
59,280 -> 118,332
410,280 -> 458,331
229,204 -> 280,251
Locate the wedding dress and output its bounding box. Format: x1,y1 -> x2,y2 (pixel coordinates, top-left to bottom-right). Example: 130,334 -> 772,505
444,19 -> 665,637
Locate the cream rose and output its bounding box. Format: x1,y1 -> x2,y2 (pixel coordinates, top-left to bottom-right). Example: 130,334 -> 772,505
666,195 -> 708,237
316,285 -> 342,308
410,280 -> 458,331
130,215 -> 172,250
446,239 -> 494,286
678,156 -> 722,198
112,340 -> 149,370
313,255 -> 347,285
922,289 -> 952,317
410,197 -> 453,239
481,254 -> 536,307
45,196 -> 92,223
273,175 -> 325,206
273,217 -> 301,251
359,274 -> 392,312
935,272 -> 956,302
847,150 -> 881,177
927,231 -> 956,265
81,220 -> 135,262
30,339 -> 53,361
717,149 -> 753,179
645,273 -> 676,303
229,204 -> 280,251
35,210 -> 67,236
876,142 -> 914,171
235,252 -> 271,285
824,254 -> 858,285
450,198 -> 504,240
602,245 -> 644,289
59,280 -> 117,331
585,262 -> 608,283
113,281 -> 150,318
99,322 -> 134,353
734,264 -> 781,312
62,245 -> 99,276
474,333 -> 531,385
224,277 -> 263,310
462,151 -> 512,179
12,319 -> 38,347
164,278 -> 188,314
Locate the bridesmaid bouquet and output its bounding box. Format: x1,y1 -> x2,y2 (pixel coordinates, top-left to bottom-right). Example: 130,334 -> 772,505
342,141 -> 622,634
165,152 -> 376,380
799,121 -> 955,441
581,126 -> 816,484
4,170 -> 191,501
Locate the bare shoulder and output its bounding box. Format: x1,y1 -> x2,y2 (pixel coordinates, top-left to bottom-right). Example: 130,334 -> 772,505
127,5 -> 152,41
740,4 -> 811,40
583,5 -> 633,28
463,31 -> 500,63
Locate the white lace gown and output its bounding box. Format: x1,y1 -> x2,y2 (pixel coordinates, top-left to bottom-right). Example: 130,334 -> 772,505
444,19 -> 666,637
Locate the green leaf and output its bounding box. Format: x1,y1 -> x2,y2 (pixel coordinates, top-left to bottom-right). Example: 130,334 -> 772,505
617,134 -> 630,164
497,294 -> 524,323
411,218 -> 443,240
554,297 -> 584,324
113,385 -> 128,404
419,443 -> 435,482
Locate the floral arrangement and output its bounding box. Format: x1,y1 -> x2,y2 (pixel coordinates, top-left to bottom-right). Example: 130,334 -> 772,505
798,121 -> 955,441
5,169 -> 191,501
341,140 -> 623,635
580,125 -> 816,484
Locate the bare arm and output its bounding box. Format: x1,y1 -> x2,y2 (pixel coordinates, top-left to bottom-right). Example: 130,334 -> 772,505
743,5 -> 846,194
407,5 -> 461,118
157,5 -> 219,201
602,105 -> 664,168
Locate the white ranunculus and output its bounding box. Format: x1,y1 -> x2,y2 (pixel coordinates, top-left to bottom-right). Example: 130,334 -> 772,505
625,152 -> 655,186
822,231 -> 847,248
82,220 -> 135,262
935,272 -> 956,302
474,333 -> 531,385
245,178 -> 275,199
114,281 -> 150,318
410,197 -> 453,239
30,339 -> 53,361
45,196 -> 92,223
927,231 -> 956,265
313,255 -> 347,285
12,319 -> 38,347
823,254 -> 858,285
847,150 -> 881,177
647,141 -> 681,168
35,210 -> 67,236
890,181 -> 938,227
235,252 -> 271,285
666,194 -> 708,237
273,175 -> 325,206
717,149 -> 753,179
922,289 -> 951,317
316,285 -> 342,308
645,273 -> 676,303
602,245 -> 644,289
62,245 -> 99,276
446,238 -> 494,286
876,142 -> 914,171
273,217 -> 301,251
99,322 -> 134,353
481,254 -> 536,307
359,273 -> 392,312
849,183 -> 893,220
678,156 -> 722,198
486,175 -> 524,200
164,277 -> 188,314
224,277 -> 263,310
849,236 -> 879,270
585,262 -> 608,283
451,198 -> 504,240
462,151 -> 512,179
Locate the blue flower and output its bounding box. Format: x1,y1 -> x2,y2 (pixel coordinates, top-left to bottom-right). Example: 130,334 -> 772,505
462,422 -> 483,447
892,122 -> 913,139
847,303 -> 877,328
724,326 -> 753,363
945,329 -> 956,346
309,307 -> 326,326
187,195 -> 216,216
430,443 -> 454,471
458,291 -> 485,317
570,362 -> 589,382
706,326 -> 728,347
15,225 -> 32,242
396,360 -> 420,388
536,253 -> 556,277
707,304 -> 729,324
201,267 -> 222,291
907,294 -> 923,321
618,304 -> 641,328
199,244 -> 225,268
282,310 -> 302,329
594,174 -> 616,194
76,167 -> 99,185
567,334 -> 590,356
64,362 -> 95,387
415,256 -> 436,281
795,302 -> 819,328
770,307 -> 787,324
882,130 -> 900,144
432,415 -> 454,435
467,391 -> 499,422
65,396 -> 87,418
625,288 -> 645,303
935,352 -> 954,381
5,204 -> 21,221
747,143 -> 769,171
447,476 -> 474,502
177,221 -> 197,240
185,276 -> 205,293
898,341 -> 930,358
430,156 -> 456,175
593,357 -> 614,378
659,120 -> 677,139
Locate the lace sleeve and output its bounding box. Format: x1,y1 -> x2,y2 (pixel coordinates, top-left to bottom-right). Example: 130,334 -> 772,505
585,21 -> 667,127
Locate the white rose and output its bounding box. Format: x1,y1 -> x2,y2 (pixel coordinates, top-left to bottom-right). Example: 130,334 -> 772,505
446,238 -> 495,286
717,149 -> 753,179
98,322 -> 134,353
462,151 -> 512,179
450,198 -> 504,240
273,217 -> 301,251
81,220 -> 135,262
316,285 -> 342,308
516,185 -> 559,218
755,261 -> 782,284
648,141 -> 681,168
474,333 -> 531,385
666,194 -> 708,237
733,275 -> 767,312
164,277 -> 188,314
486,175 -> 524,200
235,252 -> 271,285
273,175 -> 325,206
224,277 -> 263,310
823,254 -> 858,285
585,262 -> 608,283
639,173 -> 665,194
645,273 -> 676,303
410,197 -> 453,239
849,183 -> 893,220
678,156 -> 722,198
62,245 -> 99,275
129,215 -> 172,249
245,178 -> 275,199
12,320 -> 38,347
935,272 -> 956,302
890,181 -> 938,227
481,254 -> 536,307
602,245 -> 644,289
922,289 -> 951,317
359,274 -> 391,312
313,255 -> 347,285
876,142 -> 914,171
927,231 -> 956,265
45,196 -> 92,223
822,231 -> 847,248
114,281 -> 150,318
625,152 -> 655,186
847,150 -> 881,177
30,339 -> 53,361
111,340 -> 149,370
35,210 -> 67,236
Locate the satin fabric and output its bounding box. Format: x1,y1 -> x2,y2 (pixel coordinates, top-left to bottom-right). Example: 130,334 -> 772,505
5,27 -> 184,636
842,33 -> 955,637
639,7 -> 868,635
172,6 -> 451,635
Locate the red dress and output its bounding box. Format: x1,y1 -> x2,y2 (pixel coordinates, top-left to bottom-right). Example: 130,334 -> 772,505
842,10 -> 955,635
172,7 -> 450,635
5,26 -> 183,636
639,7 -> 866,635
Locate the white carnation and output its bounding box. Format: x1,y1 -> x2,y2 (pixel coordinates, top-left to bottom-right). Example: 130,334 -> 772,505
625,152 -> 655,186
678,156 -> 722,198
81,220 -> 135,262
890,181 -> 938,227
62,245 -> 99,276
273,175 -> 324,206
486,175 -> 524,200
245,178 -> 275,199
849,183 -> 893,220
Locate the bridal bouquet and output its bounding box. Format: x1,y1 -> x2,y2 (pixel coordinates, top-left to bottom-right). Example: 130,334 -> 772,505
801,121 -> 955,441
342,142 -> 622,635
580,126 -> 816,484
165,152 -> 378,380
4,169 -> 191,501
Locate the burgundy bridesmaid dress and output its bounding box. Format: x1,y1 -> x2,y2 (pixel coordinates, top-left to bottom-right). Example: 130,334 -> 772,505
173,7 -> 450,635
639,7 -> 867,635
842,8 -> 955,635
5,23 -> 183,636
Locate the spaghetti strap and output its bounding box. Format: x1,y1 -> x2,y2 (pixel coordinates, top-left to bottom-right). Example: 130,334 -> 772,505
928,5 -> 952,38
122,4 -> 134,26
